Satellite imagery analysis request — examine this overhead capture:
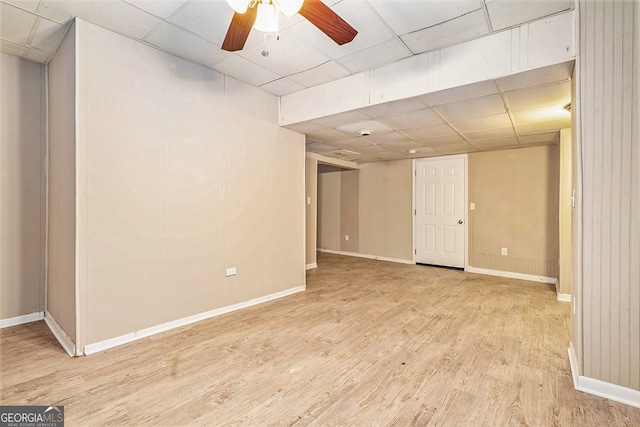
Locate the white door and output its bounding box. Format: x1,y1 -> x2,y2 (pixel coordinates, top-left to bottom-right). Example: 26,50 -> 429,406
414,157 -> 466,268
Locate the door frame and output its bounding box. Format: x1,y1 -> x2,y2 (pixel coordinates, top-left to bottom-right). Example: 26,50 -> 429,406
412,154 -> 468,269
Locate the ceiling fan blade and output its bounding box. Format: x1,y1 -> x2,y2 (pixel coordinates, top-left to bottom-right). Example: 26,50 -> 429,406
221,7 -> 258,52
299,0 -> 357,45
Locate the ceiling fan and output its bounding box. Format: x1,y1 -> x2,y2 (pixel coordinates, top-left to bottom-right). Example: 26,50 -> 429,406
221,0 -> 358,52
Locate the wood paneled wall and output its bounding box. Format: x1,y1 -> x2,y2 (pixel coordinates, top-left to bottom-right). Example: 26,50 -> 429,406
577,0 -> 640,390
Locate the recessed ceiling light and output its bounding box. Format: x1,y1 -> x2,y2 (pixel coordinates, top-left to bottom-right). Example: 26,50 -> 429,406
408,149 -> 417,154
357,129 -> 372,137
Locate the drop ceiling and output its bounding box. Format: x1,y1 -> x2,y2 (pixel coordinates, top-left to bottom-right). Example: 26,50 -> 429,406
0,0 -> 575,163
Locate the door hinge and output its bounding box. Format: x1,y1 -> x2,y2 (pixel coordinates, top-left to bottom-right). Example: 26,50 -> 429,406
415,249 -> 417,254
414,209 -> 416,215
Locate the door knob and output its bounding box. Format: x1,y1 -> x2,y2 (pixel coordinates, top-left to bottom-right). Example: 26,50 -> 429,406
458,220 -> 463,224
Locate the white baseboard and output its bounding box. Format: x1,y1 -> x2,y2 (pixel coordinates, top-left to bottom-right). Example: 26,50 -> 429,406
83,284 -> 306,356
568,342 -> 580,387
0,311 -> 44,329
557,293 -> 571,302
44,311 -> 75,357
568,343 -> 640,408
317,248 -> 415,265
465,265 -> 558,285
305,263 -> 318,270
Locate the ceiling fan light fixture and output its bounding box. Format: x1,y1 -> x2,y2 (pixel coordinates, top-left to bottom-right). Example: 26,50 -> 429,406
278,0 -> 303,17
226,0 -> 250,14
254,1 -> 279,33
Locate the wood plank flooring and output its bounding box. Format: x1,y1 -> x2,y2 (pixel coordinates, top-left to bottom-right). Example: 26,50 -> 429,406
1,252 -> 639,426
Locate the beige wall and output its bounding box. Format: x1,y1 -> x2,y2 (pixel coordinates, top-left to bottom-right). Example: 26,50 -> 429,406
558,129 -> 572,296
340,170 -> 360,253
48,20 -> 305,350
47,24 -> 77,340
575,0 -> 639,391
305,157 -> 317,267
468,146 -> 559,279
360,160 -> 412,260
317,170 -> 341,251
317,160 -> 412,261
0,54 -> 46,321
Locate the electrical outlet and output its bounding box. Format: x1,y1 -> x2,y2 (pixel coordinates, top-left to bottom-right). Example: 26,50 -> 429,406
226,267 -> 236,277
501,247 -> 508,256
470,203 -> 475,210
345,235 -> 349,241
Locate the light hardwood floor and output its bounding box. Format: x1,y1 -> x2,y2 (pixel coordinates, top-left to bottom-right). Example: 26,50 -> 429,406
1,252 -> 639,426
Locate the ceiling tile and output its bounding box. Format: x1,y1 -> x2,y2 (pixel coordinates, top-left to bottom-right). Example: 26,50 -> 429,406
3,0 -> 40,12
378,140 -> 425,151
380,107 -> 444,131
336,119 -> 394,136
407,147 -> 438,158
124,0 -> 188,19
30,18 -> 67,54
0,2 -> 36,44
305,127 -> 351,142
287,60 -> 351,88
362,131 -> 416,146
259,77 -> 305,96
212,54 -> 280,87
330,138 -> 379,151
367,0 -> 481,35
429,141 -> 475,151
419,134 -> 468,146
38,0 -> 162,39
487,0 -> 573,31
403,123 -> 458,140
144,22 -> 226,66
449,113 -> 513,132
361,96 -> 428,118
34,1 -> 71,22
518,131 -> 560,145
505,80 -> 571,112
169,0 -> 234,44
512,106 -> 571,126
401,9 -> 490,54
25,46 -> 49,62
336,38 -> 412,74
516,118 -> 571,135
435,94 -> 506,121
1,38 -> 28,56
472,136 -> 520,149
433,144 -> 479,155
288,0 -> 395,59
238,28 -> 330,76
306,142 -> 340,153
421,80 -> 499,107
315,111 -> 372,128
497,61 -> 573,91
463,126 -> 516,141
376,150 -> 408,160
